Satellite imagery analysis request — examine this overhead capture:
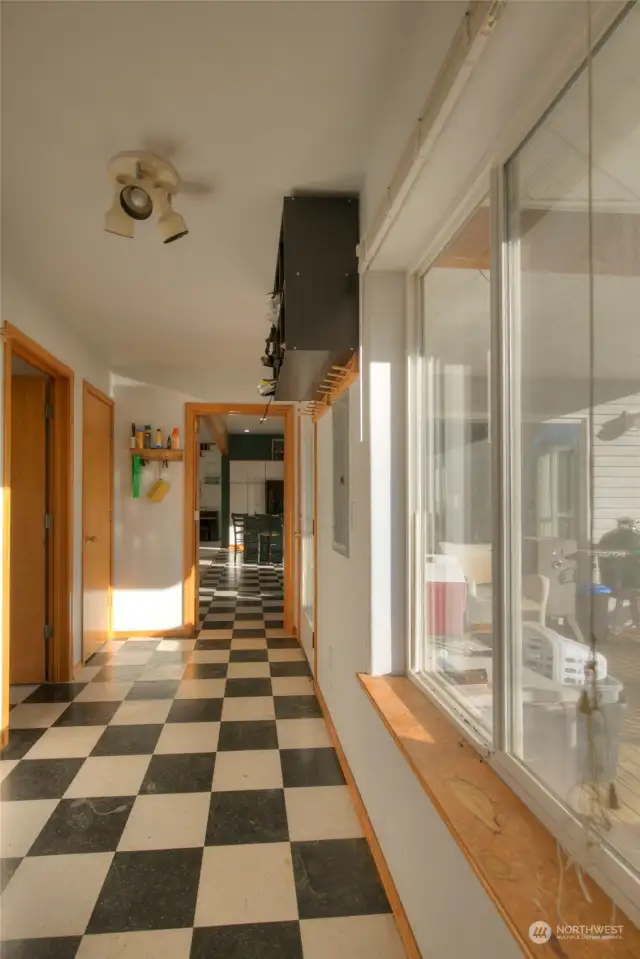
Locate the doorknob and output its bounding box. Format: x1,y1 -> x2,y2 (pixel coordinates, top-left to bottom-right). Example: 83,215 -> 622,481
85,535 -> 98,543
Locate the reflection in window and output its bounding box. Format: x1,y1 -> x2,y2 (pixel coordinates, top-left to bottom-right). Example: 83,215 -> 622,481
418,200 -> 493,737
507,4 -> 640,876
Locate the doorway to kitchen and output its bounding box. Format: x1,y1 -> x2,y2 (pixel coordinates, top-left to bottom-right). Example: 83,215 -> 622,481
184,403 -> 295,635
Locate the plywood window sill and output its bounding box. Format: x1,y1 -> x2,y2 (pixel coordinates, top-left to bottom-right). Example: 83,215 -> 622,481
357,674 -> 640,958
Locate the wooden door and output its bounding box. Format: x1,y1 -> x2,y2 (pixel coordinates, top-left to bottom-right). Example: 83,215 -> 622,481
82,385 -> 113,661
10,377 -> 48,684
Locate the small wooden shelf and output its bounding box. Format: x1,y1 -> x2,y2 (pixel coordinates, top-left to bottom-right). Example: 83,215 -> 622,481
130,448 -> 183,462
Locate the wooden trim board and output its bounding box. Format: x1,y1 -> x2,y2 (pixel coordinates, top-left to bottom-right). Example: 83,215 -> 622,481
2,322 -> 75,741
82,381 -> 114,654
314,680 -> 421,958
184,403 -> 296,634
358,674 -> 640,958
111,627 -> 195,639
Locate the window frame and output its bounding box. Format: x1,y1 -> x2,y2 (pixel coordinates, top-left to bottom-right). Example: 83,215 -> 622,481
406,19 -> 640,922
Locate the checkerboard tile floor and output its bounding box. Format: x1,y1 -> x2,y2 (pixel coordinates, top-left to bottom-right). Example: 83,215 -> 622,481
0,555 -> 405,958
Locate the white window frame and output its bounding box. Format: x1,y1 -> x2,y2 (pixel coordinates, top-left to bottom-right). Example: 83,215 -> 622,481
406,12 -> 640,924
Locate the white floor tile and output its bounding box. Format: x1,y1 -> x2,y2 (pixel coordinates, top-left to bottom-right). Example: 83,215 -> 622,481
77,929 -> 193,959
118,793 -> 210,851
300,916 -> 406,959
226,662 -> 270,679
140,664 -> 186,681
195,843 -> 297,927
285,786 -> 363,841
221,697 -> 275,721
74,666 -> 104,683
230,639 -> 267,650
0,852 -> 113,940
266,629 -> 295,639
74,682 -> 133,703
271,676 -> 315,696
110,700 -> 172,726
177,679 -> 226,699
234,620 -> 264,629
155,722 -> 219,755
188,650 -> 230,664
9,685 -> 39,706
25,725 -> 106,760
212,749 -> 282,791
64,755 -> 151,799
0,760 -> 19,784
110,651 -> 154,666
157,639 -> 196,652
276,719 -> 332,750
0,798 -> 59,857
268,649 -> 306,662
9,702 -> 69,729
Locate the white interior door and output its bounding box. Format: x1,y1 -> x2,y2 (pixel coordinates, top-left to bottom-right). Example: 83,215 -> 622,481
300,417 -> 315,669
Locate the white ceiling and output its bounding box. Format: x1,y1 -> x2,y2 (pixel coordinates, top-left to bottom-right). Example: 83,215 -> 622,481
1,0 -> 430,396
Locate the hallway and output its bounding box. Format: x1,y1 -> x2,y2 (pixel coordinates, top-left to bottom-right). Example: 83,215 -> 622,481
0,555 -> 404,958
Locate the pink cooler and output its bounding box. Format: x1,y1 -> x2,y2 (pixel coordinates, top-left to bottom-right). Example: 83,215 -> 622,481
425,555 -> 467,637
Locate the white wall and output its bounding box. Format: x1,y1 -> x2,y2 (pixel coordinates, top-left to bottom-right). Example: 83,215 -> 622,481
0,263 -> 111,677
314,287 -> 520,958
112,381 -> 193,633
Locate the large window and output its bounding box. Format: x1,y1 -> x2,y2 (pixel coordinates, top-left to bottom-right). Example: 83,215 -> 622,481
415,199 -> 493,737
411,2 -> 640,897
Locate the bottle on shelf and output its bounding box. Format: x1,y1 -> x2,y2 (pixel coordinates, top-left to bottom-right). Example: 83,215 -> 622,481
129,423 -> 136,449
136,428 -> 144,449
171,427 -> 180,451
143,425 -> 152,449
155,428 -> 163,449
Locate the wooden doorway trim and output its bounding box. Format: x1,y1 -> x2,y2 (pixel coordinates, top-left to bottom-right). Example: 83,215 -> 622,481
2,322 -> 74,742
184,403 -> 295,634
82,381 -> 114,659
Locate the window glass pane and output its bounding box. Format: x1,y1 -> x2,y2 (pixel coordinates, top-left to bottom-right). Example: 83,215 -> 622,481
507,5 -> 640,876
418,200 -> 493,737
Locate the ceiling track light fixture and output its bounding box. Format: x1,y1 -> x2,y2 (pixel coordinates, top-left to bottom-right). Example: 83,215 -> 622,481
104,151 -> 188,243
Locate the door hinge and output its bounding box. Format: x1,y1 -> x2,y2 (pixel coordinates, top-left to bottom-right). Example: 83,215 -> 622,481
45,403 -> 54,420
44,623 -> 53,642
44,513 -> 54,530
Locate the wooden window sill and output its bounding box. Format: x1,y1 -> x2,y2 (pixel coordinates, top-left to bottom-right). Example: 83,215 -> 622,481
357,674 -> 639,958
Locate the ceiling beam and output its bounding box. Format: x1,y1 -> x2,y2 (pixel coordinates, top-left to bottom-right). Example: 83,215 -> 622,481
201,414 -> 228,455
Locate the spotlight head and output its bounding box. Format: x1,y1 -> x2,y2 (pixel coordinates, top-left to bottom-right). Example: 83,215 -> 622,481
156,194 -> 188,244
120,184 -> 153,220
104,195 -> 134,238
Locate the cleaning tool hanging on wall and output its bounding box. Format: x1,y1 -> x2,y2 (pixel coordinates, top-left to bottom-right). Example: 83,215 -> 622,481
147,461 -> 171,503
132,454 -> 142,498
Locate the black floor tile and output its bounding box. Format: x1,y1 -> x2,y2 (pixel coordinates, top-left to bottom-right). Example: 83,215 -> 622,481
87,848 -> 203,933
182,663 -> 228,680
229,649 -> 268,663
265,620 -> 285,629
270,662 -> 311,678
140,753 -> 215,794
191,923 -> 302,959
126,681 -> 180,701
206,789 -> 289,846
93,665 -> 145,683
0,728 -> 47,761
52,701 -> 120,727
292,838 -> 391,920
218,721 -> 278,752
91,724 -> 163,757
274,696 -> 322,720
195,639 -> 232,651
203,619 -> 234,630
28,796 -> 135,856
0,759 -> 84,801
224,678 -> 272,698
166,698 -> 223,723
235,612 -> 265,622
267,637 -> 300,649
0,938 -> 82,958
23,685 -> 86,705
86,652 -> 114,666
233,629 -> 267,639
1,856 -> 22,893
280,748 -> 345,788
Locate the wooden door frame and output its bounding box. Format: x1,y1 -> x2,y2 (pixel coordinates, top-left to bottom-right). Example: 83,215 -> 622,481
184,403 -> 296,634
2,321 -> 74,743
81,381 -> 114,662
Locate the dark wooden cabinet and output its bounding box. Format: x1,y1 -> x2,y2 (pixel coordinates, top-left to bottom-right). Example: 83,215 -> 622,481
269,195 -> 359,401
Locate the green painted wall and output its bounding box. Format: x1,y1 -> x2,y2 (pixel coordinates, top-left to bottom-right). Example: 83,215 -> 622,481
228,434 -> 283,461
